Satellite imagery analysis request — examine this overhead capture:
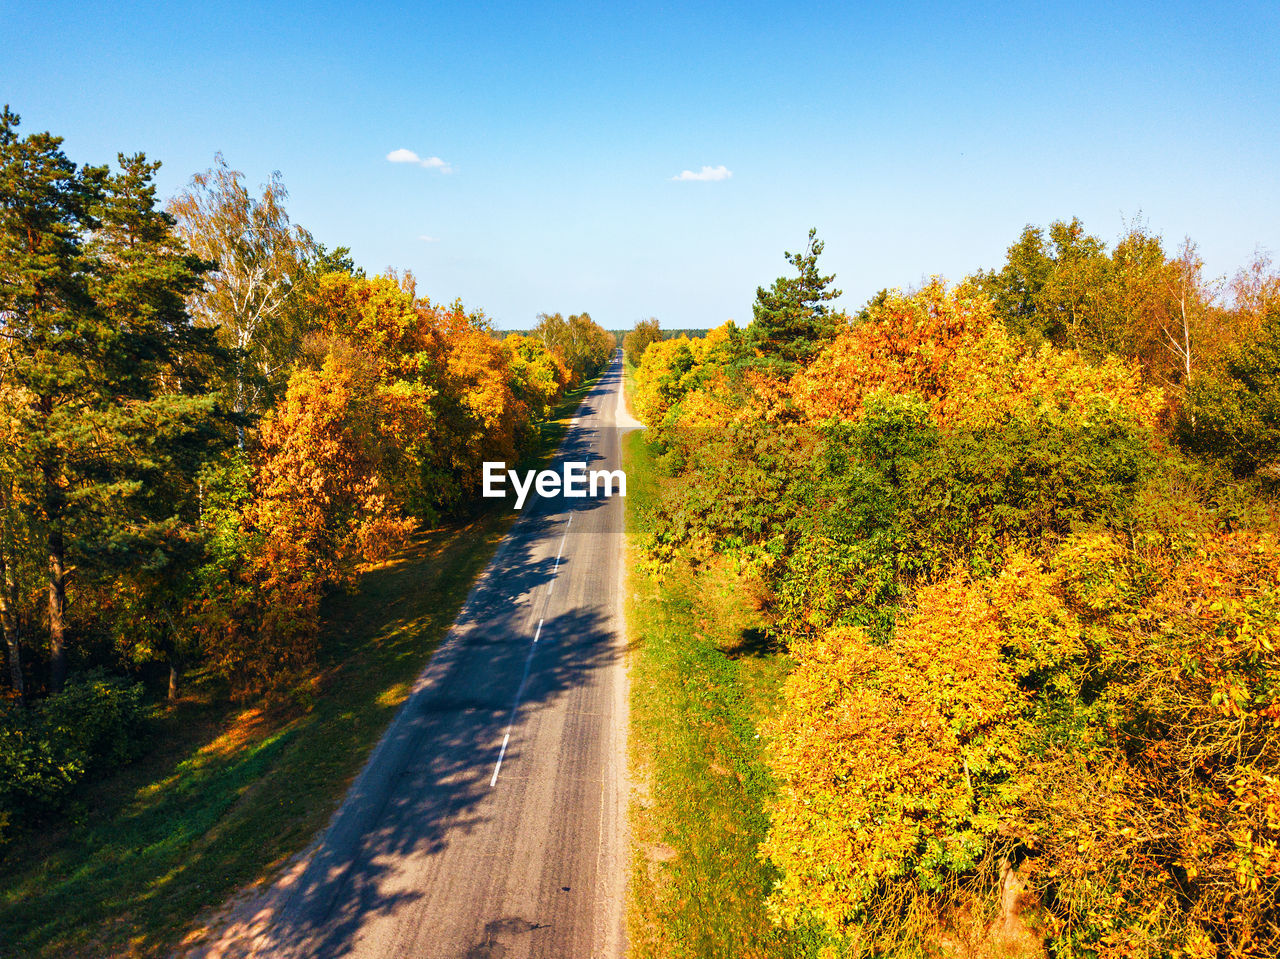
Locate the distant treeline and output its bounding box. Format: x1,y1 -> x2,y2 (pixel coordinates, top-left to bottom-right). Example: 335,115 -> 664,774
495,328 -> 711,351
653,328 -> 710,341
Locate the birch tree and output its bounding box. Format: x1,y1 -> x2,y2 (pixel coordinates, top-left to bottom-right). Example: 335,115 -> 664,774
169,155 -> 315,440
1160,239 -> 1204,389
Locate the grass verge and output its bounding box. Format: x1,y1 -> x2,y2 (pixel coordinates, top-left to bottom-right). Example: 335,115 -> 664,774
624,429 -> 823,959
623,356 -> 638,411
0,374 -> 601,959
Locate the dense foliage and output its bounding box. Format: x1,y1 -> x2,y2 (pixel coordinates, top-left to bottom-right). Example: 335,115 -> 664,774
632,230 -> 1280,957
1177,308 -> 1280,477
529,309 -> 615,384
0,108 -> 226,700
0,671 -> 146,844
624,317 -> 663,366
0,111 -> 610,849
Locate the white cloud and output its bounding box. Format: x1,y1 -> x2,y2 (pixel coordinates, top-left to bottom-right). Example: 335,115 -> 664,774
418,234 -> 441,243
671,164 -> 732,182
387,148 -> 421,164
386,148 -> 453,173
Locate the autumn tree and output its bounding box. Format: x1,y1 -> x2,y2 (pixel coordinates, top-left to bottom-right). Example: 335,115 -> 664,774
307,272 -> 534,516
976,218 -> 1229,392
532,310 -> 613,384
503,333 -> 567,424
169,154 -> 316,440
748,227 -> 843,369
1153,238 -> 1218,387
972,224 -> 1054,342
634,268 -> 1280,953
1177,306 -> 1280,476
196,271 -> 572,694
425,300 -> 524,499
624,317 -> 662,366
200,351 -> 411,695
1230,248 -> 1280,335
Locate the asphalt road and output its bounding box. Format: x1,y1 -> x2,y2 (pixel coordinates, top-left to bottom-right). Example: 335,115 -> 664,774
191,353 -> 638,959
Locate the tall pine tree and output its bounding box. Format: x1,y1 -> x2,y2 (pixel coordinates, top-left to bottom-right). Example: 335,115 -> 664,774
0,107 -> 226,692
747,227 -> 843,369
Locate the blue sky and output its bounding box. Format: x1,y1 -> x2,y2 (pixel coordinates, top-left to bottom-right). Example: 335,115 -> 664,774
3,1 -> 1278,329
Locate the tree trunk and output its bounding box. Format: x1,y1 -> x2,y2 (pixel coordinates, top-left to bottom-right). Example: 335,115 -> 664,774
48,525 -> 67,694
41,449 -> 69,695
0,550 -> 23,699
161,609 -> 184,702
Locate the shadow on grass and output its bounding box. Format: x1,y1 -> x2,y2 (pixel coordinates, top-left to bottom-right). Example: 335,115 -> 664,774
721,626 -> 781,660
0,516 -> 509,958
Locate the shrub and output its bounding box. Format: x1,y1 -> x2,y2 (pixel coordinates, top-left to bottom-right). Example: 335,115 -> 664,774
0,671 -> 148,846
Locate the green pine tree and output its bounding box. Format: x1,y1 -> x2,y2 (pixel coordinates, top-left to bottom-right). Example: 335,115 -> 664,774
748,227 -> 843,369
0,107 -> 227,692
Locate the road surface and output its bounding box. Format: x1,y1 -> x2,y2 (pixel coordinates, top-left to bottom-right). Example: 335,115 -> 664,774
189,353 -> 639,959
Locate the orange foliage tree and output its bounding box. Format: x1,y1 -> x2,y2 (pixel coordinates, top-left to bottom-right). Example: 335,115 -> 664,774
201,353 -> 412,694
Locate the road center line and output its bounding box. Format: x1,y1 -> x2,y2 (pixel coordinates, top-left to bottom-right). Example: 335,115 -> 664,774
489,733 -> 510,787
490,514 -> 573,787
546,513 -> 572,599
552,514 -> 571,574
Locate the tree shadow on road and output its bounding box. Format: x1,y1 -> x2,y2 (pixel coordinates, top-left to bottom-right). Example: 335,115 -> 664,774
213,496 -> 622,958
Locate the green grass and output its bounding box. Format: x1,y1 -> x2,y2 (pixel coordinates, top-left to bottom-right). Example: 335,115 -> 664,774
623,356 -> 638,408
0,374 -> 601,959
624,428 -> 824,959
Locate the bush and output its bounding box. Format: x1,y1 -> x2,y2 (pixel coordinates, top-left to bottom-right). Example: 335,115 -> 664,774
0,671 -> 148,846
